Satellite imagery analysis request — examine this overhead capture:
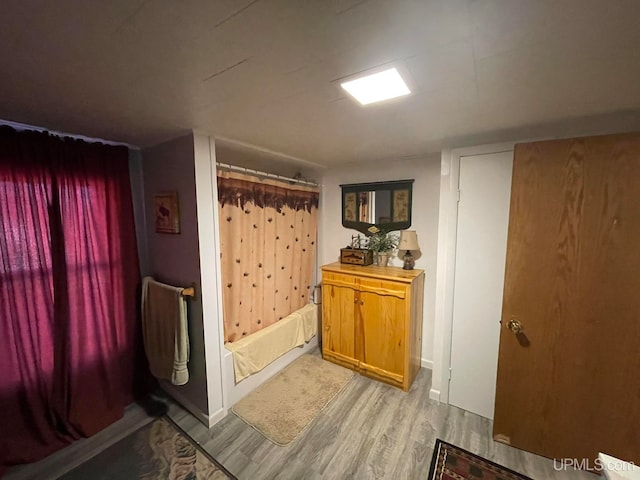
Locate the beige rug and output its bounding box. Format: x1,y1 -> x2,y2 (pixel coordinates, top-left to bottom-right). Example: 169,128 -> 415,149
231,354 -> 355,445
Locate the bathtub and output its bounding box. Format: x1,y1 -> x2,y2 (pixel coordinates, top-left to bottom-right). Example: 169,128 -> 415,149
221,335 -> 318,409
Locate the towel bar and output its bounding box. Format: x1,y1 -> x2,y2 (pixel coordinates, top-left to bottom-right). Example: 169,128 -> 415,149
148,274 -> 196,298
181,286 -> 196,298
313,284 -> 322,305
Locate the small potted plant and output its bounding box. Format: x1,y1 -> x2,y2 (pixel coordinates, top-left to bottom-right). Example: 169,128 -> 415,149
366,230 -> 399,266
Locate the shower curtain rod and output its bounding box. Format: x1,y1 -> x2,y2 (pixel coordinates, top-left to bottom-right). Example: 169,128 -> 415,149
216,162 -> 319,187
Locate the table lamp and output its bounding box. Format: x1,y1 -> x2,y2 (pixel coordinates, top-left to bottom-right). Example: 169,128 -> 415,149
399,230 -> 420,270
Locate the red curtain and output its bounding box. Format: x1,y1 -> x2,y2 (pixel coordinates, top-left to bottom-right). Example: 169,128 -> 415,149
0,126 -> 151,472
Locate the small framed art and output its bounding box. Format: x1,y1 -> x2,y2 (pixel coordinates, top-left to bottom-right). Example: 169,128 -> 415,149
154,192 -> 180,234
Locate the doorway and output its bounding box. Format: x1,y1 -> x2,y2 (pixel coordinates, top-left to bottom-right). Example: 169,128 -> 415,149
448,150 -> 513,419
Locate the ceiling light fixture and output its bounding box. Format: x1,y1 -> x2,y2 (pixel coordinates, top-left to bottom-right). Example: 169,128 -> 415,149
340,67 -> 411,105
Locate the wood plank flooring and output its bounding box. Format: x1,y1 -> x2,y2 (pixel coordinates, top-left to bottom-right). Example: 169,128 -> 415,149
168,363 -> 595,480
5,352 -> 596,479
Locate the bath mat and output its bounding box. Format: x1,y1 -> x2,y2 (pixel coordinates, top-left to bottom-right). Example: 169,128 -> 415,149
60,416 -> 236,479
231,354 -> 355,445
428,439 -> 532,480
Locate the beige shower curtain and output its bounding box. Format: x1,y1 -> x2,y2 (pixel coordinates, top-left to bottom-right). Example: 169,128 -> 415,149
217,170 -> 319,343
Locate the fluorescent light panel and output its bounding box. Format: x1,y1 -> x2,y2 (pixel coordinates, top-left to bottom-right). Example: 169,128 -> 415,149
341,67 -> 410,105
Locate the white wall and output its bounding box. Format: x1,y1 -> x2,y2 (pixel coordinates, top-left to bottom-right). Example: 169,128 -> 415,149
319,155 -> 441,365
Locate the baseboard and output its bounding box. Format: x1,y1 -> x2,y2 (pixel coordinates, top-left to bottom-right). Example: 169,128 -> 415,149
207,407 -> 226,428
421,358 -> 433,369
429,388 -> 441,402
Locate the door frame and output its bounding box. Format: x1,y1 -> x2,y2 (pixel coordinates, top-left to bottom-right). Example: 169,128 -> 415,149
431,142 -> 516,403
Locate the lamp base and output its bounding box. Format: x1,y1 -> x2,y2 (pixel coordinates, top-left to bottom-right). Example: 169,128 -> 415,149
402,250 -> 415,270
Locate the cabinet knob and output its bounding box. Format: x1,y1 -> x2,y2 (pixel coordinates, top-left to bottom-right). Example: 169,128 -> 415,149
360,300 -> 364,305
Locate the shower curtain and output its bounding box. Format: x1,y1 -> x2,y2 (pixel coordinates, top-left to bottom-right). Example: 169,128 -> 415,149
217,170 -> 319,343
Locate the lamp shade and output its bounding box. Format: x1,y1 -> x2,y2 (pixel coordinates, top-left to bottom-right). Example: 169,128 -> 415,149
399,230 -> 420,251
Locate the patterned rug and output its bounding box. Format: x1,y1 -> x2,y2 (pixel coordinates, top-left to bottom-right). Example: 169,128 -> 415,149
428,439 -> 532,480
61,417 -> 236,479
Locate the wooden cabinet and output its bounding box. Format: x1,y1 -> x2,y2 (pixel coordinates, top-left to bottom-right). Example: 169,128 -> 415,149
321,262 -> 424,391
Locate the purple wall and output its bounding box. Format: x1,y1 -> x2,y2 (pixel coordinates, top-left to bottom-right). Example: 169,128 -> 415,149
141,133 -> 209,416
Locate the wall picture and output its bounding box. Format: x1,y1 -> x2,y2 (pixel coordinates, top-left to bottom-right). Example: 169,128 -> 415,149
344,192 -> 357,222
154,192 -> 180,234
392,189 -> 409,222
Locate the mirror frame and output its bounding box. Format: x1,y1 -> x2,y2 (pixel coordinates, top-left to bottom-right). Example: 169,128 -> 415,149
340,179 -> 414,235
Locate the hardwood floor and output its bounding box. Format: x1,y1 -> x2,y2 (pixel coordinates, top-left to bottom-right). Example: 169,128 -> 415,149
6,353 -> 596,479
168,364 -> 595,480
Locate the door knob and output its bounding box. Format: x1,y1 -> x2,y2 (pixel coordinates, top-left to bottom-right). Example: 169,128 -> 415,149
507,319 -> 523,334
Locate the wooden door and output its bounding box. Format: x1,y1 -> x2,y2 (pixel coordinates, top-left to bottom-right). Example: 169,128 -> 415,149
322,274 -> 358,368
493,133 -> 640,464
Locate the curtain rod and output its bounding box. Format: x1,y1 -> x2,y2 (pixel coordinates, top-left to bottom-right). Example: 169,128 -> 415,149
216,162 -> 319,187
0,119 -> 135,148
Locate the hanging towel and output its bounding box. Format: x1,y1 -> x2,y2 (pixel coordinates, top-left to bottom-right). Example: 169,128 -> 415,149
141,276 -> 190,385
226,303 -> 318,383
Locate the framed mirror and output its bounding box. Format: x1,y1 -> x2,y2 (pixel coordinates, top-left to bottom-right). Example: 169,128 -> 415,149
341,179 -> 414,235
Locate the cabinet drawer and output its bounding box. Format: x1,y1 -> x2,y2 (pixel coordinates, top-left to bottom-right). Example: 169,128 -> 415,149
357,277 -> 407,299
322,272 -> 359,291
323,272 -> 407,299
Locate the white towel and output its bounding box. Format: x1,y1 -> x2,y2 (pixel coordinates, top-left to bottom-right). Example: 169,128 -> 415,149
141,276 -> 190,385
226,303 -> 318,383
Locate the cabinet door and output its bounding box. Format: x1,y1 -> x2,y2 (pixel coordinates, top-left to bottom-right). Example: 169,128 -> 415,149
358,282 -> 407,386
322,280 -> 357,364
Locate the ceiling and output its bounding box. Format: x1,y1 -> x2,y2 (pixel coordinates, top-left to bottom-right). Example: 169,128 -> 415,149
2,0 -> 640,166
